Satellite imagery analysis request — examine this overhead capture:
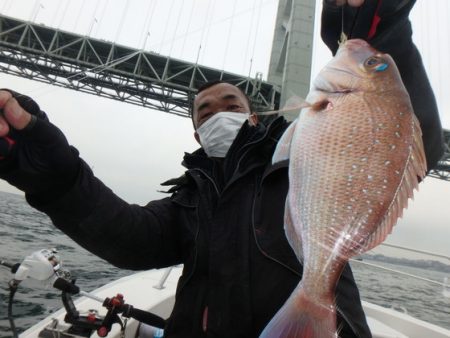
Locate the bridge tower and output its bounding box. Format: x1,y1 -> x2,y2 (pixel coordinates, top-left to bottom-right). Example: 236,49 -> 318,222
268,0 -> 316,121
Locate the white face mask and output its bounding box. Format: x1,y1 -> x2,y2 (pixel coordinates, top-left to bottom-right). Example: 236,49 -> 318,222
196,111 -> 250,158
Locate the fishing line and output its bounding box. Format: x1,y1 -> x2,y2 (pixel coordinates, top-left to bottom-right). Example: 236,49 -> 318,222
339,5 -> 348,44
347,4 -> 361,40
257,102 -> 309,116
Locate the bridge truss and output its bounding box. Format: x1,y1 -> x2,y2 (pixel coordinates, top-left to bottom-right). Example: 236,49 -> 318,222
0,14 -> 448,181
0,14 -> 280,118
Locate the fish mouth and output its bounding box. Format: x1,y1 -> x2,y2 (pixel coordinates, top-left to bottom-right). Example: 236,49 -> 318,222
313,66 -> 361,94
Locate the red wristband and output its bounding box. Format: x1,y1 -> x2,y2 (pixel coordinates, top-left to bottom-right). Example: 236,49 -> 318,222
0,136 -> 16,160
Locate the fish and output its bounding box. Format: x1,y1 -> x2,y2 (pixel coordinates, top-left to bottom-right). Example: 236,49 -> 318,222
260,39 -> 427,338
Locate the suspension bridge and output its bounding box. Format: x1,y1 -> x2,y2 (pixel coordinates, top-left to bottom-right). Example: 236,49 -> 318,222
0,0 -> 448,181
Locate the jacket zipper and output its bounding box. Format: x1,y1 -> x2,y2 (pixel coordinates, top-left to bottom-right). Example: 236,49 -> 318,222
251,177 -> 361,337
191,168 -> 220,196
175,206 -> 201,294
175,169 -> 217,294
251,179 -> 301,277
224,126 -> 276,191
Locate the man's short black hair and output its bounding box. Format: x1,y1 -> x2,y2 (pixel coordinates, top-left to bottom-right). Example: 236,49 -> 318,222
191,80 -> 253,129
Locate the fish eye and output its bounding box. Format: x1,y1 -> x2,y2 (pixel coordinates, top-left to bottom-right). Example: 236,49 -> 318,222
364,56 -> 389,72
365,56 -> 383,67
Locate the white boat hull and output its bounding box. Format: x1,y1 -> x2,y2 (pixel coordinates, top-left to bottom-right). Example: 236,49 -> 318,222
19,267 -> 450,338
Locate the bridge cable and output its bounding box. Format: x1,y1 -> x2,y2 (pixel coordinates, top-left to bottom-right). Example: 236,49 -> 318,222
51,0 -> 63,27
196,0 -> 213,63
57,0 -> 70,29
1,0 -> 8,13
95,0 -> 110,38
29,0 -> 42,22
242,0 -> 258,74
221,0 -> 239,71
114,0 -> 131,42
180,0 -> 196,58
87,0 -> 102,36
159,0 -> 176,54
168,0 -> 185,57
249,0 -> 264,77
138,0 -> 156,50
200,0 -> 217,64
2,0 -> 13,16
73,0 -> 87,32
150,0 -> 273,60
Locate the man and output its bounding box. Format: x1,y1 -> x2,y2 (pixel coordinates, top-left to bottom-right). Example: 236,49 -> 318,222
0,1 -> 444,337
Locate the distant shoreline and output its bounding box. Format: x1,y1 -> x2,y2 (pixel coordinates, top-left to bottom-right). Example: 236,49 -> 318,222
362,253 -> 450,273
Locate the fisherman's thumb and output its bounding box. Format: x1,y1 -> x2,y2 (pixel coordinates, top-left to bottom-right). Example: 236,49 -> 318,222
2,97 -> 33,130
0,90 -> 81,201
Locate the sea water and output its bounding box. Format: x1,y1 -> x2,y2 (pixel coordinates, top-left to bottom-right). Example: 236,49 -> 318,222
0,191 -> 449,337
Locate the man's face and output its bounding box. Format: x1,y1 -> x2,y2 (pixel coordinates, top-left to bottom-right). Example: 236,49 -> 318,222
192,83 -> 257,135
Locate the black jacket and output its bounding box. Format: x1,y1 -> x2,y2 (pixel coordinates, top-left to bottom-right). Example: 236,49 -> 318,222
35,117 -> 372,338
23,2 -> 444,337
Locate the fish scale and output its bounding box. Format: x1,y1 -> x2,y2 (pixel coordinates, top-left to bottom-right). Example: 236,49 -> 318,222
260,39 -> 427,338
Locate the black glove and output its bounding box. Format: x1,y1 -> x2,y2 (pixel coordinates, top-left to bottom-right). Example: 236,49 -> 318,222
0,90 -> 81,203
321,0 -> 416,55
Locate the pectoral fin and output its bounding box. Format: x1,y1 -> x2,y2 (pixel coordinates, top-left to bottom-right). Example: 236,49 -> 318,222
272,119 -> 297,164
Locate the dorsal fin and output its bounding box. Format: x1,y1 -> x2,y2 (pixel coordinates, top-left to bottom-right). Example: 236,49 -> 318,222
360,114 -> 427,253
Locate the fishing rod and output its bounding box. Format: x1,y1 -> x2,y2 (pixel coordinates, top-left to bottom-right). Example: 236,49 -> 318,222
1,248 -> 166,338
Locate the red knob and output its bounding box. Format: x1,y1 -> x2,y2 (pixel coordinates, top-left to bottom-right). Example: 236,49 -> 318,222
97,327 -> 108,337
87,312 -> 96,322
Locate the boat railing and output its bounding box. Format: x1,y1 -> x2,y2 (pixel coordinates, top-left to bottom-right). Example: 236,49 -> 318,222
152,244 -> 450,292
350,242 -> 450,289
379,243 -> 450,262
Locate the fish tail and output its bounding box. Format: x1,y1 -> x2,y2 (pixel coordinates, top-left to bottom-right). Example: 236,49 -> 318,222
259,286 -> 337,338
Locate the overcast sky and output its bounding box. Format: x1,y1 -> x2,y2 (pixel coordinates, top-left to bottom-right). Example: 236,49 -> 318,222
0,0 -> 449,258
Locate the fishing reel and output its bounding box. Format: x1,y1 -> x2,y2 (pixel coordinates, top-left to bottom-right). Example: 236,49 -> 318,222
2,248 -> 70,288
1,248 -> 71,338
1,249 -> 166,338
